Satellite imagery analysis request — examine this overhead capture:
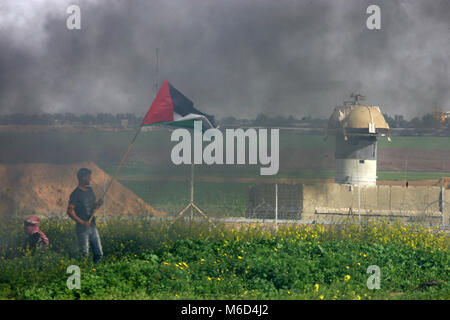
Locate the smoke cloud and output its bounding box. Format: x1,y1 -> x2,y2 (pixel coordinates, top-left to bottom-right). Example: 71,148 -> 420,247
0,0 -> 449,119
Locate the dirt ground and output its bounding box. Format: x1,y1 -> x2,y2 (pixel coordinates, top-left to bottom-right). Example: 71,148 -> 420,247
378,177 -> 450,188
0,162 -> 165,218
378,148 -> 450,172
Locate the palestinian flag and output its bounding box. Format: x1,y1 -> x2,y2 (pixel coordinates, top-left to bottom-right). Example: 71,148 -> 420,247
141,80 -> 216,129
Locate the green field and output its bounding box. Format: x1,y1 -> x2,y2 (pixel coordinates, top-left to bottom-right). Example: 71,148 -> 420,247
95,163 -> 450,217
377,135 -> 450,150
3,131 -> 450,153
119,180 -> 250,217
3,131 -> 450,217
378,171 -> 450,181
0,218 -> 448,300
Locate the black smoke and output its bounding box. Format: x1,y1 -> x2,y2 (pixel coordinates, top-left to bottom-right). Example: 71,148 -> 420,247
0,0 -> 449,119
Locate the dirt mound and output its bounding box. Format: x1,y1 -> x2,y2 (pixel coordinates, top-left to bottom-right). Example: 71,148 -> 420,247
0,162 -> 165,218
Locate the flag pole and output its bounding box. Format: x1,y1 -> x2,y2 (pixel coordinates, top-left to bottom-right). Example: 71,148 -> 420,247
107,125 -> 142,193
89,125 -> 142,223
170,160 -> 216,228
170,127 -> 216,227
190,162 -> 194,221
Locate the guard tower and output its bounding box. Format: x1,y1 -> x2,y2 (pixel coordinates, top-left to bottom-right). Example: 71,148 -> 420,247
325,94 -> 390,186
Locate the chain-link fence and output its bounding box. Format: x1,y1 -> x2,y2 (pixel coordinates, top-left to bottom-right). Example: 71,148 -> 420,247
101,163 -> 450,227
245,183 -> 302,220
1,161 -> 449,228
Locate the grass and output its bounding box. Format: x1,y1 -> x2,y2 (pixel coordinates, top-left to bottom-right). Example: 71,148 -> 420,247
4,131 -> 450,154
378,136 -> 450,150
378,171 -> 450,181
0,131 -> 333,152
0,130 -> 172,151
0,218 -> 448,300
91,161 -> 450,218
106,163 -> 450,182
4,130 -> 450,182
96,166 -> 450,219
119,180 -> 249,217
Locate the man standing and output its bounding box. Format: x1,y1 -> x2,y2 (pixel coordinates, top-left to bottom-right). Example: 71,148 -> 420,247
67,168 -> 103,263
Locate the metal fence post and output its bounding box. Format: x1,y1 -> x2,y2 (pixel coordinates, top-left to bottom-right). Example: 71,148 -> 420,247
103,174 -> 106,218
358,184 -> 361,226
275,183 -> 278,231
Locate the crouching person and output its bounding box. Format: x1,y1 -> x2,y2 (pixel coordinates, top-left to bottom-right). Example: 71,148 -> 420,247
24,216 -> 49,251
67,168 -> 104,263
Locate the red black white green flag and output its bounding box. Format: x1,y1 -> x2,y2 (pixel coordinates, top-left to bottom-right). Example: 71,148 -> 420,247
141,80 -> 216,129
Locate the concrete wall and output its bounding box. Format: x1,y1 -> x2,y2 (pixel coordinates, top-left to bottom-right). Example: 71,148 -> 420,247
444,188 -> 450,225
302,183 -> 447,224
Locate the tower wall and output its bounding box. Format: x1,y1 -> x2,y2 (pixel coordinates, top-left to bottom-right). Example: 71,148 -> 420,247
334,135 -> 377,186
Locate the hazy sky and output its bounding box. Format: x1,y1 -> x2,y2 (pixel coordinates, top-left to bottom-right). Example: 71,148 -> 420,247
0,0 -> 449,119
